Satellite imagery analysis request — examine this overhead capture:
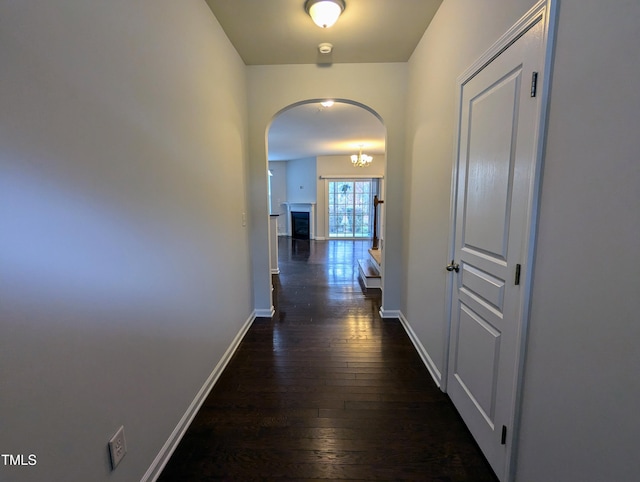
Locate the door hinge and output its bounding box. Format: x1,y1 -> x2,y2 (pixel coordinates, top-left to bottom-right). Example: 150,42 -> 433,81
530,72 -> 538,97
501,425 -> 507,445
514,264 -> 522,286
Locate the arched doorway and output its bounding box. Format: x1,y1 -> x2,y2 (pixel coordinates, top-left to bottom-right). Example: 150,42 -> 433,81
266,99 -> 387,289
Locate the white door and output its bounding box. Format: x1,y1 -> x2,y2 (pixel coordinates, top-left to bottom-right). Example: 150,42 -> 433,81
447,14 -> 547,481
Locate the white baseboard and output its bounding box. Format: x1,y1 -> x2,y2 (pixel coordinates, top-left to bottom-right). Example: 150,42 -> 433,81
379,307 -> 402,318
271,268 -> 280,274
379,309 -> 442,389
396,311 -> 442,388
254,307 -> 275,318
141,313 -> 256,482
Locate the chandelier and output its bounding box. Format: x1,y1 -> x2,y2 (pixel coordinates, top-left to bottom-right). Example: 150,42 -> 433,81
351,146 -> 373,167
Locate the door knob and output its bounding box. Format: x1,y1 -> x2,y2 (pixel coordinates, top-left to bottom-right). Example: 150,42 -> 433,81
446,260 -> 460,273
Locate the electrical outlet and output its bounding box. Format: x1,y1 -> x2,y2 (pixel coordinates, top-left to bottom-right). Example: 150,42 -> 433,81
108,426 -> 127,469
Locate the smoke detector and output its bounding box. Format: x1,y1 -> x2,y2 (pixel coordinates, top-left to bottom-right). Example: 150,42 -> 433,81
318,43 -> 333,54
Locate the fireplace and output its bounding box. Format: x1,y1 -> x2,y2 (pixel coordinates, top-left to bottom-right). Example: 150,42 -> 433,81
291,211 -> 310,240
284,202 -> 315,239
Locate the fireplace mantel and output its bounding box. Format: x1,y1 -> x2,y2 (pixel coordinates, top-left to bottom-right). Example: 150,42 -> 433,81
283,202 -> 316,239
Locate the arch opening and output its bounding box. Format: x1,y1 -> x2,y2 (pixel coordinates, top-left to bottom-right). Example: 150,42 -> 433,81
265,98 -> 387,291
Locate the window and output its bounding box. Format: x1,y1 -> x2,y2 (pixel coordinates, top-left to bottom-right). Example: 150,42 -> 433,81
328,180 -> 375,238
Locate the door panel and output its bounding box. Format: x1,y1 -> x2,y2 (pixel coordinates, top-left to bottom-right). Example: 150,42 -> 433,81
463,70 -> 519,259
447,17 -> 545,480
460,263 -> 505,312
453,303 -> 501,424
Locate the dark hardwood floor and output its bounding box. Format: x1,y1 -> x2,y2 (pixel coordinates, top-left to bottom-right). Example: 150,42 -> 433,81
158,238 -> 498,481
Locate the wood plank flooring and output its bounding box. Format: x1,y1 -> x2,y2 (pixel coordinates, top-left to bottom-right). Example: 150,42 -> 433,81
158,238 -> 498,481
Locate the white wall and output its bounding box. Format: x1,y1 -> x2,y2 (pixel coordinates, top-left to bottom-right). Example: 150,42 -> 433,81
0,1 -> 252,481
285,157 -> 317,203
404,0 -> 536,385
516,1 -> 640,480
315,155 -> 386,240
268,161 -> 288,234
247,64 -> 408,314
270,155 -> 386,240
405,0 -> 640,480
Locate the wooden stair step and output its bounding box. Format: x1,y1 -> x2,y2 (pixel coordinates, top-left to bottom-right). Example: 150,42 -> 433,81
368,248 -> 382,268
358,259 -> 381,278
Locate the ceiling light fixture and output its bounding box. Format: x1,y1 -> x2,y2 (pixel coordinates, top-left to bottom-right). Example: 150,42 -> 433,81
305,0 -> 345,29
318,42 -> 333,54
351,145 -> 373,168
320,100 -> 334,108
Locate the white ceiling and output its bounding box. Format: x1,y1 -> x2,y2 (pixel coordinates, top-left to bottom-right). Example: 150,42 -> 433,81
268,101 -> 386,161
205,0 -> 443,161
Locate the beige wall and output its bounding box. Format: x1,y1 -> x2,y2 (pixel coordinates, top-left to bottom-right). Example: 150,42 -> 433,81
0,1 -> 252,480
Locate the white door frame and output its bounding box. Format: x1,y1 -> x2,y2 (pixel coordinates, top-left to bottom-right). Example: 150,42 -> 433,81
443,1 -> 557,480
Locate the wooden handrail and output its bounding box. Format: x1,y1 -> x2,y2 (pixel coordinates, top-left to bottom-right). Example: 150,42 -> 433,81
372,195 -> 384,250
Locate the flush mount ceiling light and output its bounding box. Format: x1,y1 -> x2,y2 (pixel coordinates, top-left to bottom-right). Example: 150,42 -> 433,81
318,42 -> 333,54
351,145 -> 373,168
305,0 -> 345,28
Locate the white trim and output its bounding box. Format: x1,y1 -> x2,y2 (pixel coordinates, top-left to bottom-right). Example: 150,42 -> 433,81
141,312 -> 256,482
283,202 -> 316,239
319,174 -> 384,179
457,0 -> 548,85
324,178 -> 378,241
254,307 -> 276,318
379,309 -> 443,387
396,311 -> 443,388
270,268 -> 280,274
445,1 -> 557,480
357,259 -> 382,289
509,1 -> 558,480
378,307 -> 401,319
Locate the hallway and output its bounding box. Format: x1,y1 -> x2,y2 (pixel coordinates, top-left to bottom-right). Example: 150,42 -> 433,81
158,238 -> 497,481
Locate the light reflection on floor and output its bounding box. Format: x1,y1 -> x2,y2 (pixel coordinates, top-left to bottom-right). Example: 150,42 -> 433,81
272,238 -> 382,360
324,239 -> 371,286
344,314 -> 382,352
